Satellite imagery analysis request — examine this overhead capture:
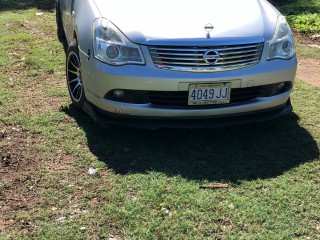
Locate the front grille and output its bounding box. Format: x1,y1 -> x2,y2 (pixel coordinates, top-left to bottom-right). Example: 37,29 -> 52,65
149,43 -> 264,72
105,82 -> 292,108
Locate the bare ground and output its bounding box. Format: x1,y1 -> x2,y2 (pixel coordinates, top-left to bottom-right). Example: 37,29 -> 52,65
297,57 -> 320,87
0,124 -> 43,234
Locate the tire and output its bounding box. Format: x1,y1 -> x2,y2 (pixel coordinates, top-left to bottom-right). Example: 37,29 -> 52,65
56,2 -> 65,39
66,40 -> 86,109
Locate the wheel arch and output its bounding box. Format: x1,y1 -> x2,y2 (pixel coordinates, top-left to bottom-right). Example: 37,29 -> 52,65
72,0 -> 101,53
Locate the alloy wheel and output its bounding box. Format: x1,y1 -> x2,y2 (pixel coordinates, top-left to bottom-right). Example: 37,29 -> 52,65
67,51 -> 83,103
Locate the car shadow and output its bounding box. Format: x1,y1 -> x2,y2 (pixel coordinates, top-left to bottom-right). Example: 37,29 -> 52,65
0,0 -> 55,11
62,105 -> 319,183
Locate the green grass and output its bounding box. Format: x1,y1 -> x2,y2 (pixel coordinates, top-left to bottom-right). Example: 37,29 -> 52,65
0,1 -> 319,239
296,42 -> 320,59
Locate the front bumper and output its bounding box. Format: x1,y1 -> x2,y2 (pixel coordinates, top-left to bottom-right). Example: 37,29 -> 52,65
80,45 -> 297,118
82,98 -> 293,129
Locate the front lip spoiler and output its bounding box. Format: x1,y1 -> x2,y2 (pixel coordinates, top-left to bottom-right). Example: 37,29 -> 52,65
82,99 -> 293,130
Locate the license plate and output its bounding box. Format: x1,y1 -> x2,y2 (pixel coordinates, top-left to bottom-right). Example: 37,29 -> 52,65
188,82 -> 231,105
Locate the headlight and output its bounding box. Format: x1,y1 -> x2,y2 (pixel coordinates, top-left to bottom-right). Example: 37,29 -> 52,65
267,15 -> 295,60
93,18 -> 145,65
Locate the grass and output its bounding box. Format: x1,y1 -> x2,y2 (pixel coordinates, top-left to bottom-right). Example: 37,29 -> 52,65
0,1 -> 319,239
295,39 -> 320,59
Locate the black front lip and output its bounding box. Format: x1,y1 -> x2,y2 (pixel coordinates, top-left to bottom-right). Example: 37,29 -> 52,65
82,99 -> 293,130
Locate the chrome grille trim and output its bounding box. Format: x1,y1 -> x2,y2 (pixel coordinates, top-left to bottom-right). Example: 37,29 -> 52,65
148,43 -> 264,72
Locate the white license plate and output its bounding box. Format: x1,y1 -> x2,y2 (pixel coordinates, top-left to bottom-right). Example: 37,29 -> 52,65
188,82 -> 232,105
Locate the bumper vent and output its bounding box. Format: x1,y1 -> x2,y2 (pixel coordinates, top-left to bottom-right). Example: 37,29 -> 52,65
148,43 -> 264,72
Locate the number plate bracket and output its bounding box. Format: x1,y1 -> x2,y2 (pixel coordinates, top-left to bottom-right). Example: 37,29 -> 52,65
188,82 -> 232,105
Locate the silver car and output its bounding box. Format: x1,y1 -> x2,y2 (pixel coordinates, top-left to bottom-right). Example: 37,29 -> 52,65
56,0 -> 297,128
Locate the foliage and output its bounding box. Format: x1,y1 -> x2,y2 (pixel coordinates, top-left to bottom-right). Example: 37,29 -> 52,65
271,0 -> 320,34
287,13 -> 320,34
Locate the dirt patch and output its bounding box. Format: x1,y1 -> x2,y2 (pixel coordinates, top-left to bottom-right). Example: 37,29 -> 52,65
0,124 -> 43,181
296,33 -> 320,45
297,57 -> 320,88
0,124 -> 44,233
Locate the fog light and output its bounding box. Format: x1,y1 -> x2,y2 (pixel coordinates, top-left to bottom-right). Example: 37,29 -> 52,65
278,82 -> 286,90
114,90 -> 125,98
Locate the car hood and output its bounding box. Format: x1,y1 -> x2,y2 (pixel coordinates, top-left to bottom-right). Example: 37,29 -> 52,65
93,0 -> 279,45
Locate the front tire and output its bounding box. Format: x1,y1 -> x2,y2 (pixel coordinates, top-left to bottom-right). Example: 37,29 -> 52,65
66,41 -> 85,109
